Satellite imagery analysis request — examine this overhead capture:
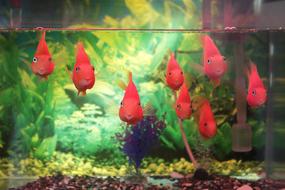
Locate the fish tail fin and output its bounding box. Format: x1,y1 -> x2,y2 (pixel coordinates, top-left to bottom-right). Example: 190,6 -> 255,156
249,62 -> 257,74
200,135 -> 210,140
39,75 -> 48,81
77,90 -> 86,96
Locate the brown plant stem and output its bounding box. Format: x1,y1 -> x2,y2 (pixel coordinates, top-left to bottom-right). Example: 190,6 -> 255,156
173,91 -> 198,169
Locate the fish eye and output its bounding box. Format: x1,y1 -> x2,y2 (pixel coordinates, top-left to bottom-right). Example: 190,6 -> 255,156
33,57 -> 38,63
177,104 -> 181,109
48,57 -> 52,61
252,90 -> 256,96
120,102 -> 123,107
223,57 -> 226,61
207,59 -> 211,64
180,71 -> 183,75
92,66 -> 95,71
75,67 -> 80,72
138,102 -> 140,106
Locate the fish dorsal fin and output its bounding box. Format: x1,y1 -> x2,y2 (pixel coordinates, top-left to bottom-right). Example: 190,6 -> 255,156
192,96 -> 207,123
200,100 -> 214,120
123,71 -> 140,101
167,52 -> 181,72
203,35 -> 221,58
128,71 -> 132,82
76,42 -> 90,65
248,62 -> 265,89
117,71 -> 132,91
177,82 -> 191,103
35,31 -> 51,56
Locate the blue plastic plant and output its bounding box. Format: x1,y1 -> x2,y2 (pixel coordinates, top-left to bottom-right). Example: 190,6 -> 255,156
117,115 -> 166,174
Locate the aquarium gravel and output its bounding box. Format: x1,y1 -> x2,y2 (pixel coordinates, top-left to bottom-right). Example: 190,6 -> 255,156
8,174 -> 285,190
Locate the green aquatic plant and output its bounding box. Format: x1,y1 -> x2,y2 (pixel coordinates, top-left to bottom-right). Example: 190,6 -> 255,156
102,0 -> 201,29
0,32 -> 57,160
55,103 -> 123,158
0,131 -> 3,149
0,0 -> 268,172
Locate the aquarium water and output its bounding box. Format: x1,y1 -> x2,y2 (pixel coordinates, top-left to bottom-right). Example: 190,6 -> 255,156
0,0 -> 285,189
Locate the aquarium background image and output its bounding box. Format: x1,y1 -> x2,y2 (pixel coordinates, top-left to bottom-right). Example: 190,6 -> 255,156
0,0 -> 285,189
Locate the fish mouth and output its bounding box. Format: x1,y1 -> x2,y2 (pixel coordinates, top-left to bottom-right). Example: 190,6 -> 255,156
37,69 -> 46,76
79,79 -> 92,87
126,114 -> 134,120
174,80 -> 182,85
257,99 -> 266,106
215,69 -> 223,75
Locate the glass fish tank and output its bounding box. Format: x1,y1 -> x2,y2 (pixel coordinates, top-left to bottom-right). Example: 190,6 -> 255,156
0,0 -> 285,189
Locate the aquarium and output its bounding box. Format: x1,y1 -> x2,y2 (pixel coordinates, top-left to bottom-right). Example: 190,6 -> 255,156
0,0 -> 285,189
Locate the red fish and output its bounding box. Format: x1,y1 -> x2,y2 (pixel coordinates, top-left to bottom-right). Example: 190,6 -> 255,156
203,35 -> 227,86
198,100 -> 217,139
72,42 -> 95,96
175,83 -> 192,120
247,62 -> 267,108
119,72 -> 143,125
31,31 -> 54,80
166,53 -> 184,91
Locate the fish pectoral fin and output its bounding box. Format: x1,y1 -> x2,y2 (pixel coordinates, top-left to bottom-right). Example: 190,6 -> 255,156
191,63 -> 204,74
212,79 -> 221,88
65,66 -> 72,79
117,79 -> 127,90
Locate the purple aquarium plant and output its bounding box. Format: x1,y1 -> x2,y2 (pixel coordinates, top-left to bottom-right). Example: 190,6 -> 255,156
116,115 -> 166,174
